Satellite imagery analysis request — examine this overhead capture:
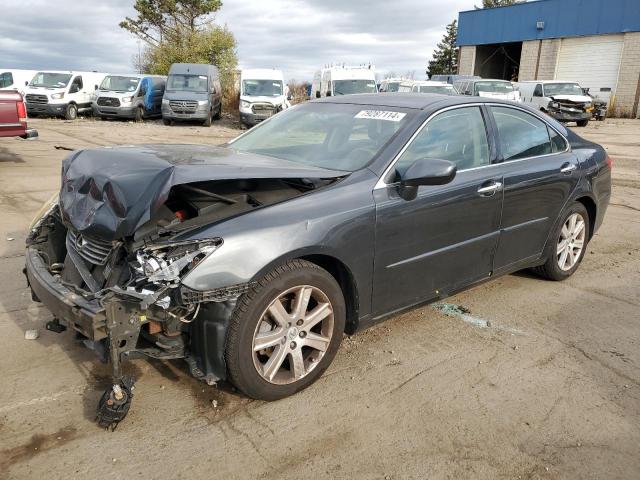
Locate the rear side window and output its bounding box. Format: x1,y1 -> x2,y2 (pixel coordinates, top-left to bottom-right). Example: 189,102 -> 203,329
395,106 -> 490,174
548,127 -> 568,153
0,72 -> 13,88
491,107 -> 552,161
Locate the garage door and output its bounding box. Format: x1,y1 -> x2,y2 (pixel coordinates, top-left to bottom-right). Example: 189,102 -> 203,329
556,34 -> 623,103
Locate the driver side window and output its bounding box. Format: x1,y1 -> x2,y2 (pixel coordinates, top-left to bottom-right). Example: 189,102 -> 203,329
394,107 -> 490,176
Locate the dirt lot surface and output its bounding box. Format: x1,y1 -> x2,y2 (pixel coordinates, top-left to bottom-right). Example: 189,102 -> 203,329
0,117 -> 638,480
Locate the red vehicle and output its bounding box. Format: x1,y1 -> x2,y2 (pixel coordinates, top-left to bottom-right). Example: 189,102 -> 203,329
0,90 -> 38,139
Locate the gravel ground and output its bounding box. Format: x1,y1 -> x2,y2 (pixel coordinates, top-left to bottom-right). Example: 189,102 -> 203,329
0,116 -> 638,480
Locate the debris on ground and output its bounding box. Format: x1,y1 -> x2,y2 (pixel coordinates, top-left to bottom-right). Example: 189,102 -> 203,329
211,399 -> 218,408
24,329 -> 39,340
54,145 -> 74,151
6,237 -> 14,241
433,303 -> 490,328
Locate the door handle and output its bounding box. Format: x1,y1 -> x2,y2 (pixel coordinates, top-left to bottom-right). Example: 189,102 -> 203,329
477,181 -> 503,196
560,163 -> 577,174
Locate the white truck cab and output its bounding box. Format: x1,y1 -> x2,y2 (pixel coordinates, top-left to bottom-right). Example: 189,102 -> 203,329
239,69 -> 289,127
454,78 -> 521,102
0,70 -> 37,93
24,71 -> 108,120
379,77 -> 407,93
311,65 -> 377,98
515,81 -> 593,127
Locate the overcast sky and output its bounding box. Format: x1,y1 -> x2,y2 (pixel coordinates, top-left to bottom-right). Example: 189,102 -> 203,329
0,0 -> 476,81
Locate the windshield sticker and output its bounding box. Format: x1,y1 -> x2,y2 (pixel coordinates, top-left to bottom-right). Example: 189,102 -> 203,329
355,110 -> 406,122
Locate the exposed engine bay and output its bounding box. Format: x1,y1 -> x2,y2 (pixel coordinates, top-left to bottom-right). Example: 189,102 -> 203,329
26,154 -> 340,428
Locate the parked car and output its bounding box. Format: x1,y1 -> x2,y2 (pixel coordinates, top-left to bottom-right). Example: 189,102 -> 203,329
93,74 -> 166,121
516,81 -> 594,127
239,69 -> 289,127
454,78 -> 521,102
161,63 -> 221,126
25,94 -> 611,428
397,80 -> 457,95
430,74 -> 480,85
311,65 -> 377,98
0,69 -> 37,93
0,90 -> 37,139
24,71 -> 108,120
379,77 -> 407,93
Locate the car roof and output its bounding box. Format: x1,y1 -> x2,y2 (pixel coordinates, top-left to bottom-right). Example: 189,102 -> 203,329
314,93 -> 520,110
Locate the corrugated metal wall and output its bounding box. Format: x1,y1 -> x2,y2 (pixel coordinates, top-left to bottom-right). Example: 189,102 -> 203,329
457,0 -> 640,46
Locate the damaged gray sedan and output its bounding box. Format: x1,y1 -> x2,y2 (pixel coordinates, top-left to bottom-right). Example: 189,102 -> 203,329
24,94 -> 611,428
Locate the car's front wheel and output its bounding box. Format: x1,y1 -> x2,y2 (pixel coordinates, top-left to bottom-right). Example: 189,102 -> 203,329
533,202 -> 590,281
225,260 -> 345,400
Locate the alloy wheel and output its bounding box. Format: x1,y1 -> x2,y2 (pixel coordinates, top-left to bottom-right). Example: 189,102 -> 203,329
557,212 -> 586,271
252,285 -> 335,385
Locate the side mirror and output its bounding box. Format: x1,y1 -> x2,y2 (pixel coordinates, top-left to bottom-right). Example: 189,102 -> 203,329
25,81 -> 28,86
398,159 -> 457,200
94,84 -> 98,90
326,91 -> 332,97
315,91 -> 321,99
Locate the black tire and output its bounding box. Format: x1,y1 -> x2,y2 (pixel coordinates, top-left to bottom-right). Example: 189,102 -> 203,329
576,119 -> 589,127
162,118 -> 172,126
65,103 -> 77,120
532,202 -> 590,281
203,109 -> 213,127
134,106 -> 144,122
213,104 -> 222,120
225,260 -> 346,400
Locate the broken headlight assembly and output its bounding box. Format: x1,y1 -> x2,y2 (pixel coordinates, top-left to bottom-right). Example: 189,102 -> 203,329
549,101 -> 560,110
28,192 -> 59,232
133,238 -> 223,285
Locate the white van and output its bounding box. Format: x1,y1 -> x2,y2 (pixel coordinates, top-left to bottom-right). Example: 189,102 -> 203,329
515,81 -> 593,127
397,80 -> 457,95
239,69 -> 289,127
94,74 -> 166,121
454,78 -> 521,102
311,65 -> 377,98
24,71 -> 108,119
379,77 -> 407,93
0,69 -> 37,93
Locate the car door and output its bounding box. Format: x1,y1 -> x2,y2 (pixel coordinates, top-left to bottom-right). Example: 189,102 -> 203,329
372,105 -> 503,315
69,76 -> 85,105
487,105 -> 580,271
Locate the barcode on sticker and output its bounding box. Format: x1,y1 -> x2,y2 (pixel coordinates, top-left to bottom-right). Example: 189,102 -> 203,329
354,110 -> 406,122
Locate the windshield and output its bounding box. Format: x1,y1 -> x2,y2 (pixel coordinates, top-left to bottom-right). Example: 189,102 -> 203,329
544,83 -> 584,96
384,82 -> 400,92
419,85 -> 455,95
100,76 -> 140,92
230,103 -> 411,171
30,72 -> 72,88
242,79 -> 283,97
332,79 -> 377,95
474,81 -> 514,94
167,74 -> 208,92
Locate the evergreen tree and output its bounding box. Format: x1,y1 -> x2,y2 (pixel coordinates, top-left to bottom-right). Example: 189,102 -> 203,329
427,20 -> 458,77
475,0 -> 522,8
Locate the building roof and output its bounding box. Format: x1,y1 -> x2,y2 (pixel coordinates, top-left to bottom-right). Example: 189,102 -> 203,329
457,0 -> 640,46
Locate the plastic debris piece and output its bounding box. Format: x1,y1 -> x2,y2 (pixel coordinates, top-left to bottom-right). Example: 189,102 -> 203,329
24,329 -> 39,340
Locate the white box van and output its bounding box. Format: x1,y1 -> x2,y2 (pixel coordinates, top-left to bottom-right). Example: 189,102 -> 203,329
239,69 -> 289,127
0,69 -> 37,93
24,71 -> 108,119
94,74 -> 166,121
515,81 -> 593,127
311,65 -> 377,98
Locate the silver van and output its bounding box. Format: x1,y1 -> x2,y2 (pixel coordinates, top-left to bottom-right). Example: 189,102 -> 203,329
161,63 -> 222,126
94,75 -> 166,121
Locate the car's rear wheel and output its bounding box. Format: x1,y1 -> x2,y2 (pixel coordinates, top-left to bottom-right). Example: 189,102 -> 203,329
533,202 -> 590,281
225,260 -> 345,400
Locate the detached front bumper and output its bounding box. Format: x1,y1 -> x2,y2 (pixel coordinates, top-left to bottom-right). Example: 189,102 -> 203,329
25,246 -> 107,340
547,110 -> 591,122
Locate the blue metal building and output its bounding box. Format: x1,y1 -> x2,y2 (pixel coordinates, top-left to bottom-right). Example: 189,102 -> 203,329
456,0 -> 640,117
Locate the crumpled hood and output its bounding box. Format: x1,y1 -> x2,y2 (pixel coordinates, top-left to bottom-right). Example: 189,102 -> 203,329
60,144 -> 346,241
549,94 -> 592,103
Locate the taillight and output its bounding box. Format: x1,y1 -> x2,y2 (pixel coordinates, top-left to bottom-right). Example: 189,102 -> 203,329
16,100 -> 27,123
606,155 -> 613,169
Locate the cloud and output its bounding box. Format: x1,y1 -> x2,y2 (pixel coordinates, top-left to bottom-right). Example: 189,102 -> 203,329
0,0 -> 475,80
